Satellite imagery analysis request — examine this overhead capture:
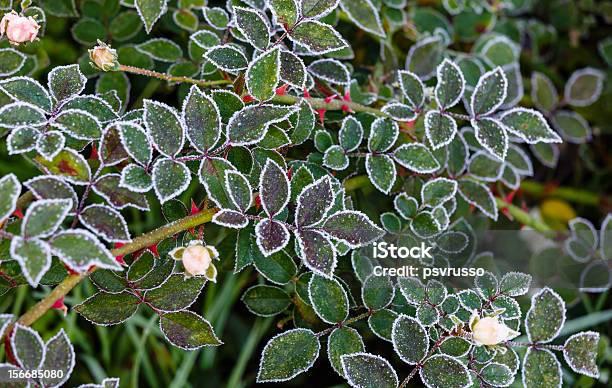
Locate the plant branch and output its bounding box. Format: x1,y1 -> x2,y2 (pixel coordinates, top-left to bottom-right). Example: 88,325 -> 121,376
1,208 -> 218,341
272,94 -> 388,117
495,197 -> 555,236
519,180 -> 602,207
117,65 -> 232,88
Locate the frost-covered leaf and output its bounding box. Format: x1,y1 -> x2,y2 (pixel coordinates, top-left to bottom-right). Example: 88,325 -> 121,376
94,174 -> 150,211
468,151 -> 503,181
203,7 -> 229,30
35,149 -> 91,185
398,70 -> 425,109
392,315 -> 428,364
339,0 -> 384,37
269,0 -> 299,28
144,274 -> 205,312
152,159 -> 191,203
48,64 -> 87,102
394,193 -> 418,219
420,355 -> 471,388
308,58 -> 350,85
41,329 -> 75,387
226,170 -> 252,212
0,173 -> 20,222
182,85 -> 221,153
362,274 -> 394,310
530,142 -> 559,168
341,352 -> 398,388
526,287 -> 565,344
435,59 -> 465,109
242,285 -> 291,316
0,48 -> 27,77
25,176 -> 78,213
601,214 -> 612,261
563,331 -> 600,378
328,327 -> 365,378
324,145 -> 349,170
322,210 -> 384,248
296,229 -> 337,278
136,38 -> 182,62
564,67 -> 605,107
160,310 -> 222,349
295,176 -> 334,227
394,143 -> 440,173
457,179 -> 498,220
22,199 -> 71,238
369,118 -> 398,153
136,0 -> 168,33
381,102 -> 417,121
212,209 -> 248,229
61,95 -> 119,123
522,348 -> 562,388
10,324 -> 45,370
228,104 -> 297,145
288,20 -> 348,55
501,108 -> 561,144
74,291 -> 140,325
260,160 -> 289,217
472,117 -> 508,161
340,116 -> 363,152
425,110 -> 457,149
410,211 -> 440,239
246,47 -> 280,102
368,309 -> 397,342
531,72 -> 558,112
421,178 -> 457,208
79,205 -> 130,243
366,154 -> 396,194
0,77 -> 52,112
36,131 -> 65,161
198,157 -> 236,209
10,237 -> 51,287
279,50 -> 306,89
301,0 -> 340,19
257,328 -> 320,382
551,111 -> 591,144
51,229 -> 122,271
255,219 -> 290,256
117,122 -> 151,167
234,6 -> 270,50
0,102 -> 47,129
144,100 -> 185,157
308,275 -> 348,323
405,36 -> 444,80
204,45 -> 248,73
7,126 -> 39,155
480,362 -> 513,387
439,337 -> 471,357
54,109 -> 102,140
499,272 -> 531,296
470,67 -> 507,116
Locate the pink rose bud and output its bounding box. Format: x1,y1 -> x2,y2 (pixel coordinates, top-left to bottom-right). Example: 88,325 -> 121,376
182,244 -> 213,277
0,11 -> 40,45
470,315 -> 520,346
88,40 -> 119,72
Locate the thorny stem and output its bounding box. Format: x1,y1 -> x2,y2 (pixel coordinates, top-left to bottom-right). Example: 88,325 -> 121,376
315,310 -> 374,338
118,65 -> 232,88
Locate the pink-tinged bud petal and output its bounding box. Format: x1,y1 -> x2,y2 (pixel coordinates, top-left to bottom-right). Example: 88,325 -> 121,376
472,316 -> 519,346
182,244 -> 213,277
88,40 -> 119,72
52,297 -> 68,316
0,11 -> 40,46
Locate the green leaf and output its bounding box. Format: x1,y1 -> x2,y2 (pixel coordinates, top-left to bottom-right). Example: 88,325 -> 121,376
0,77 -> 52,112
328,327 -> 365,378
242,285 -> 291,316
9,237 -> 51,287
135,0 -> 168,33
22,199 -> 71,238
288,20 -> 349,54
233,6 -> 270,50
257,328 -> 320,382
420,355 -> 471,388
369,118 -> 399,153
41,329 -> 75,387
301,0 -> 339,18
471,67 -> 507,116
48,64 -> 87,102
71,17 -> 106,45
563,331 -> 600,378
110,11 -> 143,41
0,48 -> 27,77
426,109 -> 459,149
118,122 -> 151,167
339,116 -> 363,152
381,102 -> 417,121
297,229 -> 337,277
54,109 -> 102,140
341,353 -> 398,388
198,157 -> 236,209
406,36 -> 444,80
152,159 -> 191,203
322,210 -> 384,249
392,315 -> 428,364
0,174 -> 20,222
308,275 -> 348,323
439,337 -> 471,357
94,174 -> 150,211
279,50 -> 306,89
61,96 -> 118,123
362,274 -> 394,310
144,274 -> 205,312
526,287 -> 566,343
10,324 -> 44,370
269,0 -> 299,28
435,58 -> 465,109
531,72 -> 558,112
160,310 -> 222,350
51,229 -> 122,271
143,100 -> 185,157
211,90 -> 244,122
421,177 -> 457,207
79,205 -> 129,243
410,211 -> 440,239
252,242 -> 296,285
7,126 -> 39,154
499,272 -> 531,296
35,149 -> 91,185
228,104 -> 297,145
472,117 -> 508,160
137,38 -> 183,62
0,102 -> 47,129
551,110 -> 591,144
204,45 -> 248,73
480,362 -> 513,387
531,142 -> 559,168
522,348 -> 562,388
564,67 -> 604,107
324,145 -> 349,170
174,8 -> 198,31
226,170 -> 252,212
397,276 -> 426,304
468,151 -> 503,181
74,291 -> 140,325
260,159 -> 289,217
457,179 -> 497,220
181,85 -> 221,153
308,58 -> 350,85
501,108 -> 561,144
339,0 -> 385,37
246,47 -> 280,102
394,193 -> 418,219
398,70 -> 425,109
394,143 -> 440,173
295,175 -> 333,227
368,309 -> 397,341
366,154 -> 396,194
203,7 -> 229,29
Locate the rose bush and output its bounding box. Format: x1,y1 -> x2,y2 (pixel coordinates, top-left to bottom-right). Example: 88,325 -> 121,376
0,0 -> 610,387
